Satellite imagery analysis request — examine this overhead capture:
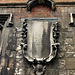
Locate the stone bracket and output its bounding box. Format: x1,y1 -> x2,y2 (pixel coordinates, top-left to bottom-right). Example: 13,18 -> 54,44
69,13 -> 75,27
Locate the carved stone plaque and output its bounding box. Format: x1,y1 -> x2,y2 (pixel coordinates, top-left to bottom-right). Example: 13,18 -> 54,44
21,18 -> 59,75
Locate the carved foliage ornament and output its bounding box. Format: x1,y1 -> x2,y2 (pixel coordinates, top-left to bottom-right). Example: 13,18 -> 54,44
21,18 -> 60,75
27,0 -> 55,11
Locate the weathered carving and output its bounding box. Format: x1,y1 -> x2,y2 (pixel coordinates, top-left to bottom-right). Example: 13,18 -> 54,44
27,0 -> 55,11
21,18 -> 59,75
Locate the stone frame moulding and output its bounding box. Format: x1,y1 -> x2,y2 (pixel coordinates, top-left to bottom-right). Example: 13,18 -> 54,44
27,0 -> 55,11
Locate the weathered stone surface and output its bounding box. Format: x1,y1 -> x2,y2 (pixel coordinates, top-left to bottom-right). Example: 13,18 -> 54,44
57,52 -> 65,58
58,59 -> 65,69
7,29 -> 17,50
65,52 -> 75,58
64,45 -> 74,52
65,58 -> 75,69
45,69 -> 58,75
46,59 -> 59,69
62,32 -> 73,38
67,70 -> 75,75
64,38 -> 73,45
59,69 -> 67,75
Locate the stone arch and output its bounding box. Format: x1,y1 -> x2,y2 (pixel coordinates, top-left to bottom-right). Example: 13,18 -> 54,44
27,0 -> 55,11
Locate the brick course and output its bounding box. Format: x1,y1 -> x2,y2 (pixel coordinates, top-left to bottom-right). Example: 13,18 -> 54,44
0,0 -> 75,3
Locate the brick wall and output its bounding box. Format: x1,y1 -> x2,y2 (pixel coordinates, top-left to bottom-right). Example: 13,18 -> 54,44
0,0 -> 75,3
